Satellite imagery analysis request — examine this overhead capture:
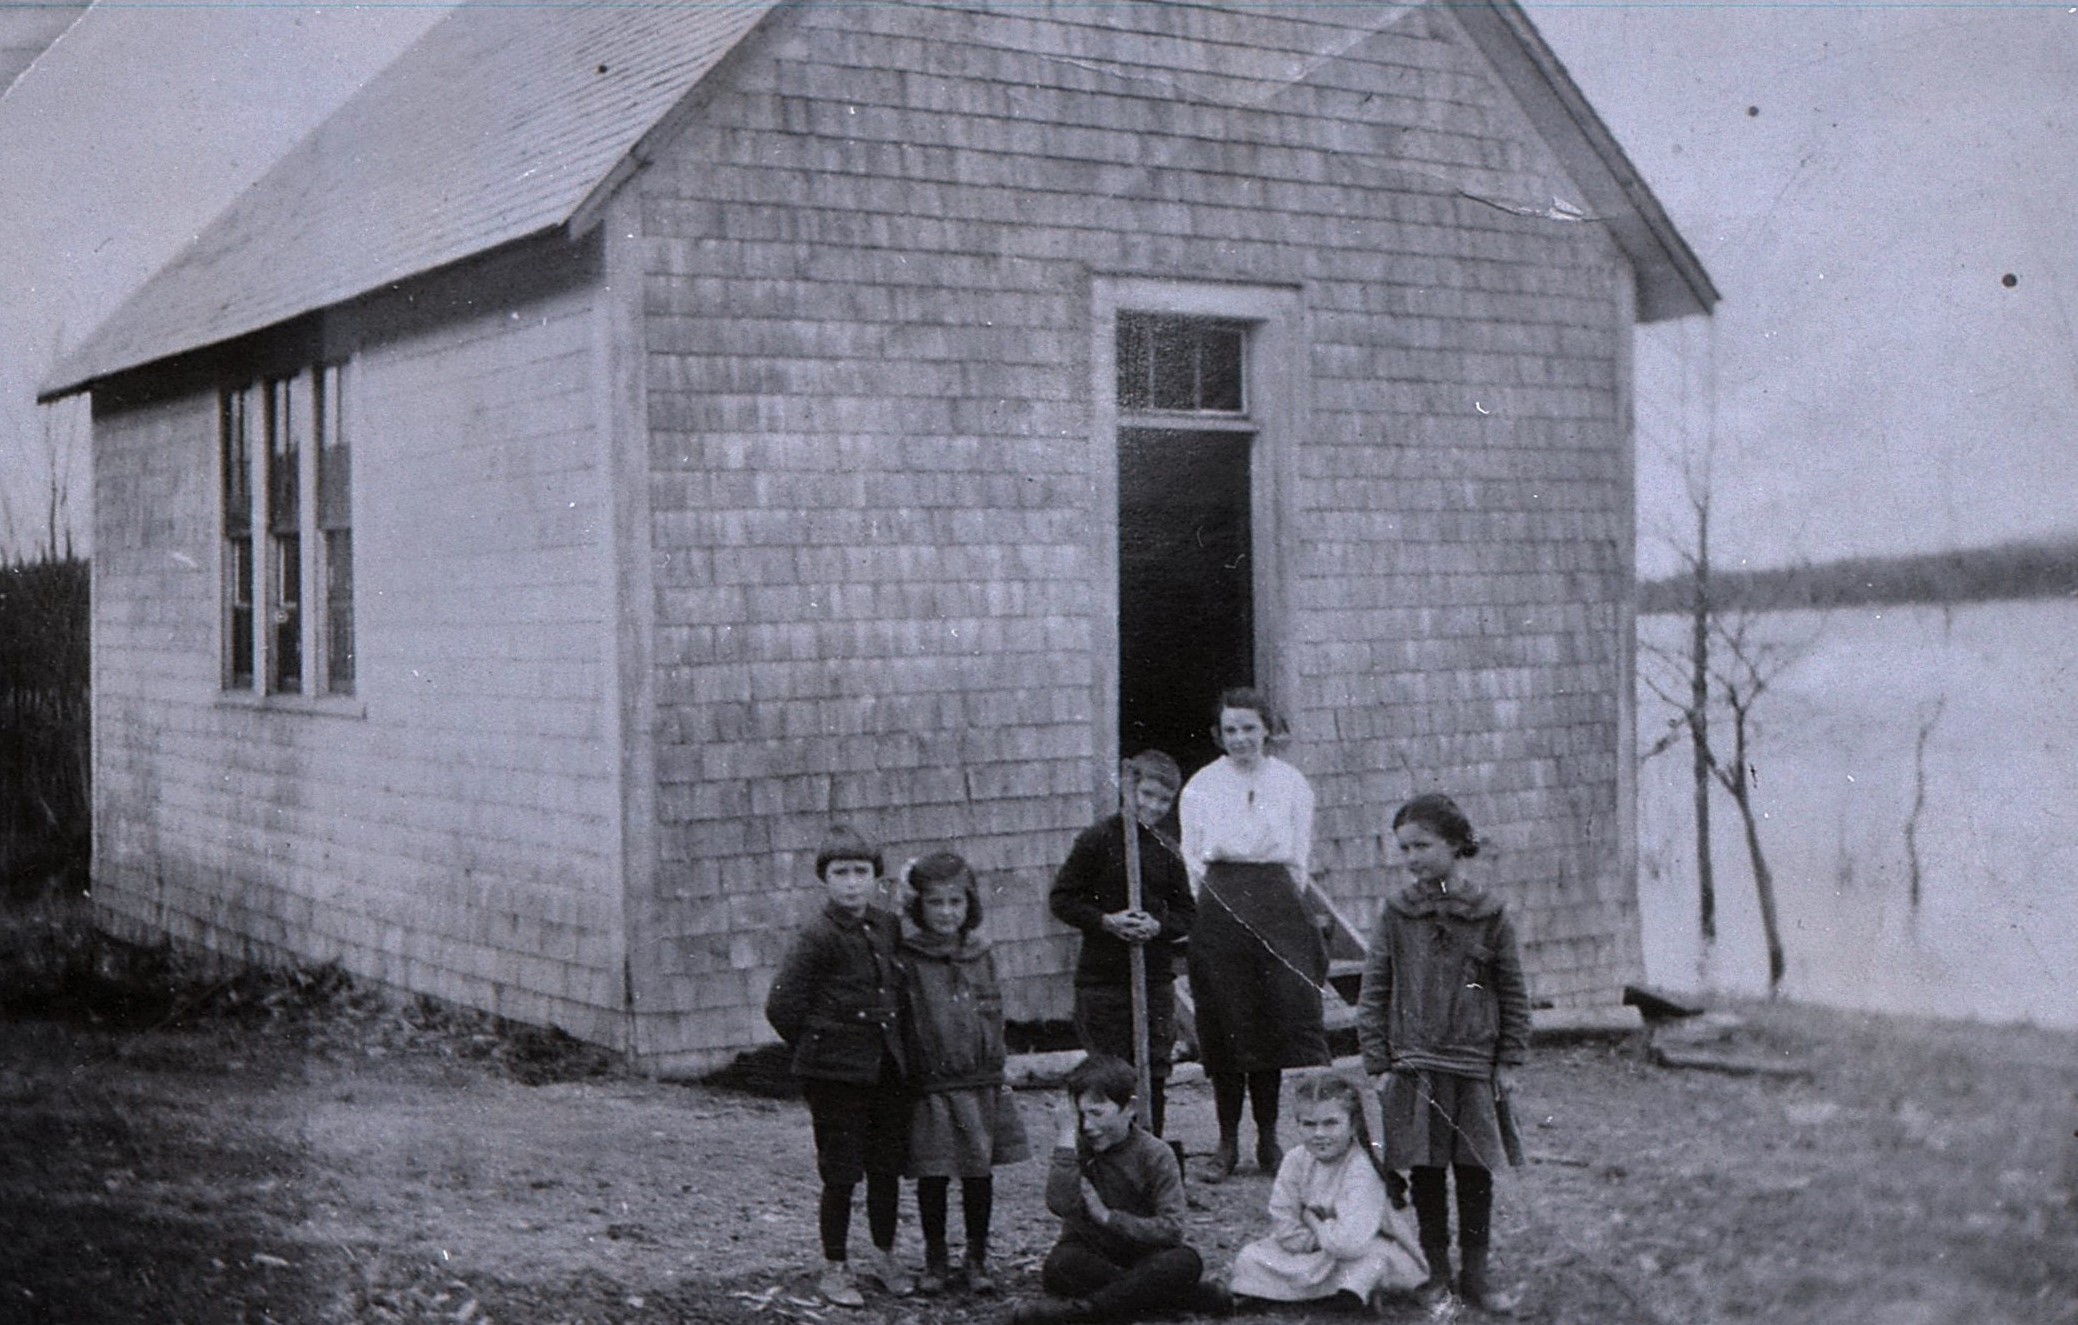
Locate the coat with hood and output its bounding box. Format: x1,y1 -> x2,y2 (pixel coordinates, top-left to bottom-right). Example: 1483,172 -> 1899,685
897,922 -> 1009,1093
897,920 -> 1031,1176
1355,879 -> 1530,1080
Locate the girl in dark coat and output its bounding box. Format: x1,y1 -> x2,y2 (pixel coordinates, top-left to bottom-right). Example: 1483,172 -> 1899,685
897,851 -> 1030,1294
1356,794 -> 1529,1316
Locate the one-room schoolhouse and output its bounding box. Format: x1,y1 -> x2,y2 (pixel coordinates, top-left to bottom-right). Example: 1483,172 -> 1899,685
43,0 -> 1714,1072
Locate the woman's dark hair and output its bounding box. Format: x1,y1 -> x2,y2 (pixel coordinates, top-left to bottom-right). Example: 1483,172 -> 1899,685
903,850 -> 983,935
1213,686 -> 1276,731
1392,792 -> 1481,858
1064,1054 -> 1139,1108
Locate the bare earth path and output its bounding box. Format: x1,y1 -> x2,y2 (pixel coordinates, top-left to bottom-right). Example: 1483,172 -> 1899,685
1,1002 -> 2074,1325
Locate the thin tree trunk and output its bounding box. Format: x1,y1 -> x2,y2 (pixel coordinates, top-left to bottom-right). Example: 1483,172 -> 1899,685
1722,700 -> 1785,993
1689,520 -> 1716,945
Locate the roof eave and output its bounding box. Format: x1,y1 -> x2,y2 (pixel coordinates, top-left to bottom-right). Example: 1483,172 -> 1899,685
1453,0 -> 1720,324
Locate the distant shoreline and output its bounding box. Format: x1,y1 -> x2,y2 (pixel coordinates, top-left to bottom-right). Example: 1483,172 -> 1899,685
1638,536 -> 2078,615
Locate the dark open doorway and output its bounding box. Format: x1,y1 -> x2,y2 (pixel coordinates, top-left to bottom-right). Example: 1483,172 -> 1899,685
1117,427 -> 1253,779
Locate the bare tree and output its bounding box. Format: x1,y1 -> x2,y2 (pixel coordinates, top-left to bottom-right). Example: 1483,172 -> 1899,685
1903,698 -> 1945,915
1639,469 -> 1718,951
1639,443 -> 1815,993
1702,611 -> 1812,992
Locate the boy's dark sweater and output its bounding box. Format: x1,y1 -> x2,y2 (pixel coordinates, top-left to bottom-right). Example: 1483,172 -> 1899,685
1044,1125 -> 1186,1263
1049,815 -> 1195,987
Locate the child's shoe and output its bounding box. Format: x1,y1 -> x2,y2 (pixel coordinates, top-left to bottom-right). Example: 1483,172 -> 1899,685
1457,1247 -> 1520,1316
1008,1296 -> 1091,1324
816,1261 -> 866,1309
962,1253 -> 998,1295
858,1246 -> 915,1297
1255,1134 -> 1284,1173
918,1246 -> 950,1295
1414,1245 -> 1455,1315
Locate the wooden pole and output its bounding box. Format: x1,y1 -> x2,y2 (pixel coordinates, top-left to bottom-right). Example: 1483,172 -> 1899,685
1120,761 -> 1153,1127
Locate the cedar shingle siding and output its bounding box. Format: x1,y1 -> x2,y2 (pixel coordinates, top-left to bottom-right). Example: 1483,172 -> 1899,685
634,3 -> 1644,1067
63,0 -> 1708,1072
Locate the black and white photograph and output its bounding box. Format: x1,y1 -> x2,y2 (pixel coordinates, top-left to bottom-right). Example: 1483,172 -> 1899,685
1,2 -> 2073,1321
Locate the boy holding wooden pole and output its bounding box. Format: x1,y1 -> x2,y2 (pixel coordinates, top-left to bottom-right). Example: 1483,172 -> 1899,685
1049,751 -> 1195,1138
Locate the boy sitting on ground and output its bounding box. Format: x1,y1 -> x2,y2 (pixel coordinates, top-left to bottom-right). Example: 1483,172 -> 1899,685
1011,1055 -> 1227,1324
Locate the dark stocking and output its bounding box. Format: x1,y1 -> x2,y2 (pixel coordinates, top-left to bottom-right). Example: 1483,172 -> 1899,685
819,1182 -> 855,1262
1212,1072 -> 1247,1140
866,1172 -> 899,1252
960,1176 -> 993,1258
1454,1163 -> 1494,1250
917,1176 -> 950,1255
1245,1069 -> 1282,1136
1410,1165 -> 1452,1252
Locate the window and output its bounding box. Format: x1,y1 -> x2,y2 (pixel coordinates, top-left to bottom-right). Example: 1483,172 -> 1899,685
221,363 -> 353,696
1115,313 -> 1247,413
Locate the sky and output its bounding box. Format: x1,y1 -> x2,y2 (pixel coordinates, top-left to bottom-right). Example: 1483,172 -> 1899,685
1,1 -> 2073,574
0,1 -> 448,555
1523,1 -> 2078,577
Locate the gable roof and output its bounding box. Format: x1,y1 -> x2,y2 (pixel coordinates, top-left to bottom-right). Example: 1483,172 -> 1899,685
43,0 -> 1712,400
41,0 -> 780,399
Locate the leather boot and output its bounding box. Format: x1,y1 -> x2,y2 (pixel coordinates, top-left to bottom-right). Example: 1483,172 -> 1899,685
1458,1245 -> 1520,1316
1208,1133 -> 1239,1183
1415,1243 -> 1454,1310
1255,1133 -> 1283,1174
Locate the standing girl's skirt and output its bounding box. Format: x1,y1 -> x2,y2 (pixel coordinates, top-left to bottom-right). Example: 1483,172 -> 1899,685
1186,861 -> 1328,1075
1378,1069 -> 1506,1170
907,1084 -> 1031,1178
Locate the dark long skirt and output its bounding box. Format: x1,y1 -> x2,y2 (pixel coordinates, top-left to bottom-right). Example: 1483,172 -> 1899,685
1185,861 -> 1328,1075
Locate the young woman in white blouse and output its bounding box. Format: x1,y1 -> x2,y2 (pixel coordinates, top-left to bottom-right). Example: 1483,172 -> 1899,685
1179,687 -> 1328,1182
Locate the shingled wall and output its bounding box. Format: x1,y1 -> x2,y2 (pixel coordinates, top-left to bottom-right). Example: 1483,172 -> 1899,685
631,0 -> 1643,1069
89,240 -> 634,1045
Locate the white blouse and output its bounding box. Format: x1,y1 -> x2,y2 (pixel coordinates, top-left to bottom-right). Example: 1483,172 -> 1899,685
1179,755 -> 1314,892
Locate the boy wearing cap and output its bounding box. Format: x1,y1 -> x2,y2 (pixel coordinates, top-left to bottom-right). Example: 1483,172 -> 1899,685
1049,752 -> 1196,1137
766,824 -> 915,1306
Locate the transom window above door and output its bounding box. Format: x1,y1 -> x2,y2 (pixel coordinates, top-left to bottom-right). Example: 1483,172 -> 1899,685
1115,313 -> 1248,414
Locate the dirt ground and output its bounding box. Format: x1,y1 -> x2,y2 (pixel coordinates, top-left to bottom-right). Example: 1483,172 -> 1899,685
2,938 -> 2076,1325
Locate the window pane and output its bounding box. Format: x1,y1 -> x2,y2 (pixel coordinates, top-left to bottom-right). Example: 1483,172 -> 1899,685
1149,318 -> 1196,411
1116,315 -> 1152,409
221,391 -> 250,537
272,533 -> 301,693
1116,313 -> 1247,413
318,365 -> 353,695
229,538 -> 254,688
268,378 -> 299,537
317,366 -> 350,531
1200,325 -> 1244,411
325,531 -> 354,694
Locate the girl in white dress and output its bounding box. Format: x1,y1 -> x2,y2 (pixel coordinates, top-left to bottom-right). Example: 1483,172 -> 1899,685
1227,1073 -> 1428,1310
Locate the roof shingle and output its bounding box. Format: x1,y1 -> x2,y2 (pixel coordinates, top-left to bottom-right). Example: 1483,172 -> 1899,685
42,0 -> 778,397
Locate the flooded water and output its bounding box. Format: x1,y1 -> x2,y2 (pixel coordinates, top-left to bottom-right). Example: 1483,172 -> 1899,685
1635,598 -> 2078,1028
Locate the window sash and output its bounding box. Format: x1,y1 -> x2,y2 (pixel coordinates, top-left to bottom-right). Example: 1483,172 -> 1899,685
1116,313 -> 1249,415
221,362 -> 352,698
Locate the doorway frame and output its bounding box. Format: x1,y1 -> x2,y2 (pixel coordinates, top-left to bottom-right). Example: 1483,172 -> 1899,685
1088,275 -> 1307,813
